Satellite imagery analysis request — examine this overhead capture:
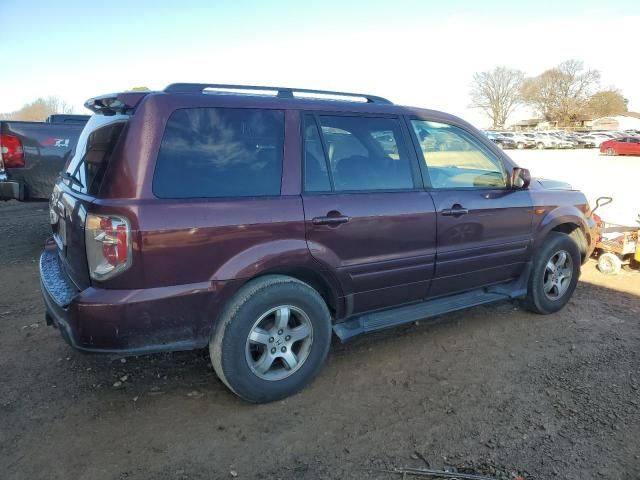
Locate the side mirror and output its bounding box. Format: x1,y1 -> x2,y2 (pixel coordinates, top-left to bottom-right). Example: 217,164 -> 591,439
592,196 -> 613,214
511,167 -> 531,189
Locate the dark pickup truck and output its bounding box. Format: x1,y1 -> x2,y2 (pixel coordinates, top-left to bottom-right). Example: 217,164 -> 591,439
0,114 -> 89,200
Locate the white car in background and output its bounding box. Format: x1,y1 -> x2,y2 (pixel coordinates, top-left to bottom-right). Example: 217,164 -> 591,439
496,132 -> 536,149
525,132 -> 558,149
582,133 -> 616,147
549,133 -> 577,149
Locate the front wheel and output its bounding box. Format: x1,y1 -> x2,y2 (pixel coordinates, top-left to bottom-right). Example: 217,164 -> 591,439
209,275 -> 332,403
523,232 -> 581,314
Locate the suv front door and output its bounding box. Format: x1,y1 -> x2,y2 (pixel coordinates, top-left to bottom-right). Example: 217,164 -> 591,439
301,113 -> 437,314
409,119 -> 533,297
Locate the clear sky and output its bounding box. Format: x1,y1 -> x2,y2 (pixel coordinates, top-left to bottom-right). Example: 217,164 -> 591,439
1,0 -> 639,127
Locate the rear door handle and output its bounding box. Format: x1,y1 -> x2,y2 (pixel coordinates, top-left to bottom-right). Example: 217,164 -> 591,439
312,214 -> 351,226
441,205 -> 469,217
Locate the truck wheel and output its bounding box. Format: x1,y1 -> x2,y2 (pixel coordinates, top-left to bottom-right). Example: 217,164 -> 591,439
209,275 -> 331,403
523,232 -> 580,314
597,252 -> 622,275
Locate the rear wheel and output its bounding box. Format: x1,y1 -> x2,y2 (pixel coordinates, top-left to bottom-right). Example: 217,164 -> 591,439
597,252 -> 622,275
523,232 -> 580,314
209,275 -> 332,403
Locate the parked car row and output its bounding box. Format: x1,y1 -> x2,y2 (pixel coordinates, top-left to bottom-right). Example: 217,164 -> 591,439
483,129 -> 639,150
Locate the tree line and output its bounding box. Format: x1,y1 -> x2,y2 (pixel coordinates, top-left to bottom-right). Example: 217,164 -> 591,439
470,60 -> 628,128
0,96 -> 74,122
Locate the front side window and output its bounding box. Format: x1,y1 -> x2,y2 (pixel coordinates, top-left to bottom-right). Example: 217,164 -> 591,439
303,115 -> 414,192
303,116 -> 331,192
411,120 -> 508,189
154,108 -> 284,198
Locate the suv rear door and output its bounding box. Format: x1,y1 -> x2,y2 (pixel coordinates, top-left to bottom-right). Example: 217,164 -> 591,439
301,113 -> 437,314
408,118 -> 533,297
50,114 -> 129,289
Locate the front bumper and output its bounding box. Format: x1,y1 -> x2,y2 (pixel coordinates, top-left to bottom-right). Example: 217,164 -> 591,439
39,246 -> 235,355
0,180 -> 24,200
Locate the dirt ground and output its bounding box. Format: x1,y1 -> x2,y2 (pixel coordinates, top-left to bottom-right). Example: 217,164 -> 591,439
1,199 -> 639,480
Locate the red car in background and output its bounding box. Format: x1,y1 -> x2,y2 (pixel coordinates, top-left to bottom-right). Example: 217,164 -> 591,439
600,136 -> 640,156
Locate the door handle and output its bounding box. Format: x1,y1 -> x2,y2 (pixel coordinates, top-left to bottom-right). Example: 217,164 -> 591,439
312,213 -> 351,226
441,205 -> 469,217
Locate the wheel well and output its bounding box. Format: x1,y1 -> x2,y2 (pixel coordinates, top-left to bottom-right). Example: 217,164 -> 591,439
249,267 -> 339,318
551,223 -> 587,261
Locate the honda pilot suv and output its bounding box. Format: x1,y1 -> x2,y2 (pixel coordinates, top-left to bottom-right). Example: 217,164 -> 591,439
41,84 -> 597,403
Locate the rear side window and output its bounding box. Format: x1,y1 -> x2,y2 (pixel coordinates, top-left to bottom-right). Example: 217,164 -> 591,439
154,108 -> 284,198
303,114 -> 414,192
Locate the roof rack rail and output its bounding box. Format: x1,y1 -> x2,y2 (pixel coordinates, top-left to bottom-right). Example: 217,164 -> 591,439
163,83 -> 393,104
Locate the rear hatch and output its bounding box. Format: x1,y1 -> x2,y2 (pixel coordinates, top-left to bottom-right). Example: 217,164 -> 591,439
50,113 -> 130,289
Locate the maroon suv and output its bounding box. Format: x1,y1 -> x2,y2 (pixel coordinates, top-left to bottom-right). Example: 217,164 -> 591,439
41,84 -> 597,402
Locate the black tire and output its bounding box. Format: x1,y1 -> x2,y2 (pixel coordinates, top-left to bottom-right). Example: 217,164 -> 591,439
523,232 -> 581,314
209,275 -> 331,403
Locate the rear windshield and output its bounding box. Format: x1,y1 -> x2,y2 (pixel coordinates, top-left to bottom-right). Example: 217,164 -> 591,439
64,114 -> 128,195
153,107 -> 284,199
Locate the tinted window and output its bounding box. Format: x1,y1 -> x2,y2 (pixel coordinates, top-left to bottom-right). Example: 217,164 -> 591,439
154,108 -> 284,198
311,115 -> 414,192
412,120 -> 508,189
303,116 -> 331,192
65,115 -> 128,196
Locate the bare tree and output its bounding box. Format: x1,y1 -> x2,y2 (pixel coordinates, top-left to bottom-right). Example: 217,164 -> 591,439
521,60 -> 600,126
0,96 -> 75,122
585,89 -> 627,118
470,67 -> 524,128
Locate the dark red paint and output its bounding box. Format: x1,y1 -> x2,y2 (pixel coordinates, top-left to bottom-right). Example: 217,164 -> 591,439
41,88 -> 597,354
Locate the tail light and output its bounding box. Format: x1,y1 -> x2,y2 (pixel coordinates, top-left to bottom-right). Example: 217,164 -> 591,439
85,213 -> 132,280
0,134 -> 25,168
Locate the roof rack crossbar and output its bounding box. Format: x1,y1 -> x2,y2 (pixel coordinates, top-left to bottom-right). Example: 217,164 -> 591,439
163,83 -> 392,104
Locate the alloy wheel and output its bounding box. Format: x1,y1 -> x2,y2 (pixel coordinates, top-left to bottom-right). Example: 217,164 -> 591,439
543,250 -> 573,300
245,305 -> 314,381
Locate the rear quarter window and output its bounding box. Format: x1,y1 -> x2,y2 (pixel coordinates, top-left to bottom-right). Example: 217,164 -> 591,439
153,108 -> 284,198
64,114 -> 128,196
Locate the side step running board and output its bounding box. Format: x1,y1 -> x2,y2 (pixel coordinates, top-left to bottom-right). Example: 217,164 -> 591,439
333,288 -> 511,342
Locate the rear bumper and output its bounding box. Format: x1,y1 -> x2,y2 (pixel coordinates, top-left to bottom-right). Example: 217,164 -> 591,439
0,180 -> 24,200
39,246 -> 237,355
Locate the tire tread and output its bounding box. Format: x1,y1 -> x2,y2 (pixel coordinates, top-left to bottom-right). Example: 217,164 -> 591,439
209,275 -> 330,402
